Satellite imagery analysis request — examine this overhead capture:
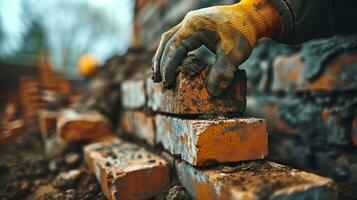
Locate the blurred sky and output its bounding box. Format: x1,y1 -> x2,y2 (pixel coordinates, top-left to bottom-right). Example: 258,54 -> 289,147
0,0 -> 134,74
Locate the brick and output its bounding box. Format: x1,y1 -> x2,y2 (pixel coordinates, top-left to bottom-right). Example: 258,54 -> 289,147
271,54 -> 304,93
307,52 -> 357,91
272,52 -> 357,93
84,138 -> 170,200
120,79 -> 146,109
155,115 -> 268,166
146,68 -> 247,115
38,110 -> 58,136
175,160 -> 337,200
120,111 -> 155,146
0,120 -> 24,145
57,109 -> 111,142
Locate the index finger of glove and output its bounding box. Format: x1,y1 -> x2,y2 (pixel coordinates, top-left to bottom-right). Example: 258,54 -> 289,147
152,24 -> 181,82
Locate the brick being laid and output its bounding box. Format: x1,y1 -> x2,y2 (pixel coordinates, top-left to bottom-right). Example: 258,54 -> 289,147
146,56 -> 247,115
120,79 -> 147,109
84,137 -> 170,200
120,111 -> 155,146
57,109 -> 111,142
175,160 -> 337,200
155,115 -> 268,166
38,109 -> 58,136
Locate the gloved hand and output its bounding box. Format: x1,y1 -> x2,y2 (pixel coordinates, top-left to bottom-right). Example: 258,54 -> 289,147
152,0 -> 281,96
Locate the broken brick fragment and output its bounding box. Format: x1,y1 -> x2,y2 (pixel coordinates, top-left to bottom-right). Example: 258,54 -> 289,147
84,138 -> 170,200
38,110 -> 58,137
120,111 -> 155,146
176,160 -> 337,200
57,109 -> 111,142
146,56 -> 247,115
120,79 -> 146,109
155,115 -> 268,166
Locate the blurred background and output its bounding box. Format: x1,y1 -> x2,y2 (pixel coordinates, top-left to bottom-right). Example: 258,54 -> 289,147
0,0 -> 356,199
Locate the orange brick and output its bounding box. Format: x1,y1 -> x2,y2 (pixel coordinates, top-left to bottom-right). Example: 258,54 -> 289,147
271,54 -> 304,93
176,160 -> 336,200
120,111 -> 155,146
307,52 -> 357,91
84,138 -> 170,200
38,110 -> 58,136
0,120 -> 24,145
155,115 -> 268,166
272,52 -> 357,93
120,79 -> 146,109
57,109 -> 111,142
146,69 -> 246,115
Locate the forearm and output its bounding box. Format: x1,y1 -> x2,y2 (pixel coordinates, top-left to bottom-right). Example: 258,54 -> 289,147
270,0 -> 355,44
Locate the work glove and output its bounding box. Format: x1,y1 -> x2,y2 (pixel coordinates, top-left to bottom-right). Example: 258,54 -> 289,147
152,0 -> 281,96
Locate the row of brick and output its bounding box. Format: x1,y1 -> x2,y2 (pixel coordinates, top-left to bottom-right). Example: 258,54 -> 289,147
245,45 -> 357,94
39,98 -> 338,199
83,137 -> 336,200
43,108 -> 268,167
44,110 -> 337,200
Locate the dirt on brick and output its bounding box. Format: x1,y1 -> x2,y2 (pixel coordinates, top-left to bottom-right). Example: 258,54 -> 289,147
178,54 -> 206,80
215,161 -> 309,198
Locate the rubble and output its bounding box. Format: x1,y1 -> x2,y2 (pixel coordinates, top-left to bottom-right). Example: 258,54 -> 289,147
53,169 -> 83,189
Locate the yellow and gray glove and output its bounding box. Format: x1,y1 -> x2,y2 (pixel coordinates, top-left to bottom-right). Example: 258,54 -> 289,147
152,0 -> 281,96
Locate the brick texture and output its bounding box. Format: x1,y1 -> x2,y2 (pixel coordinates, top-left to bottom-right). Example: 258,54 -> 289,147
146,69 -> 247,115
57,109 -> 111,142
272,52 -> 357,93
120,111 -> 155,145
176,160 -> 336,200
155,115 -> 268,166
84,138 -> 170,200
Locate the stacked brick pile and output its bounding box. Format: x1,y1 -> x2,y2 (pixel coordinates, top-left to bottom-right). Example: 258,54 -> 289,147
32,49 -> 345,199
243,37 -> 357,199
19,55 -> 72,123
43,53 -> 338,200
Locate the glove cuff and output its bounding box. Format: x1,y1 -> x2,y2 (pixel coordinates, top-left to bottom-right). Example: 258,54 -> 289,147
221,0 -> 282,48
